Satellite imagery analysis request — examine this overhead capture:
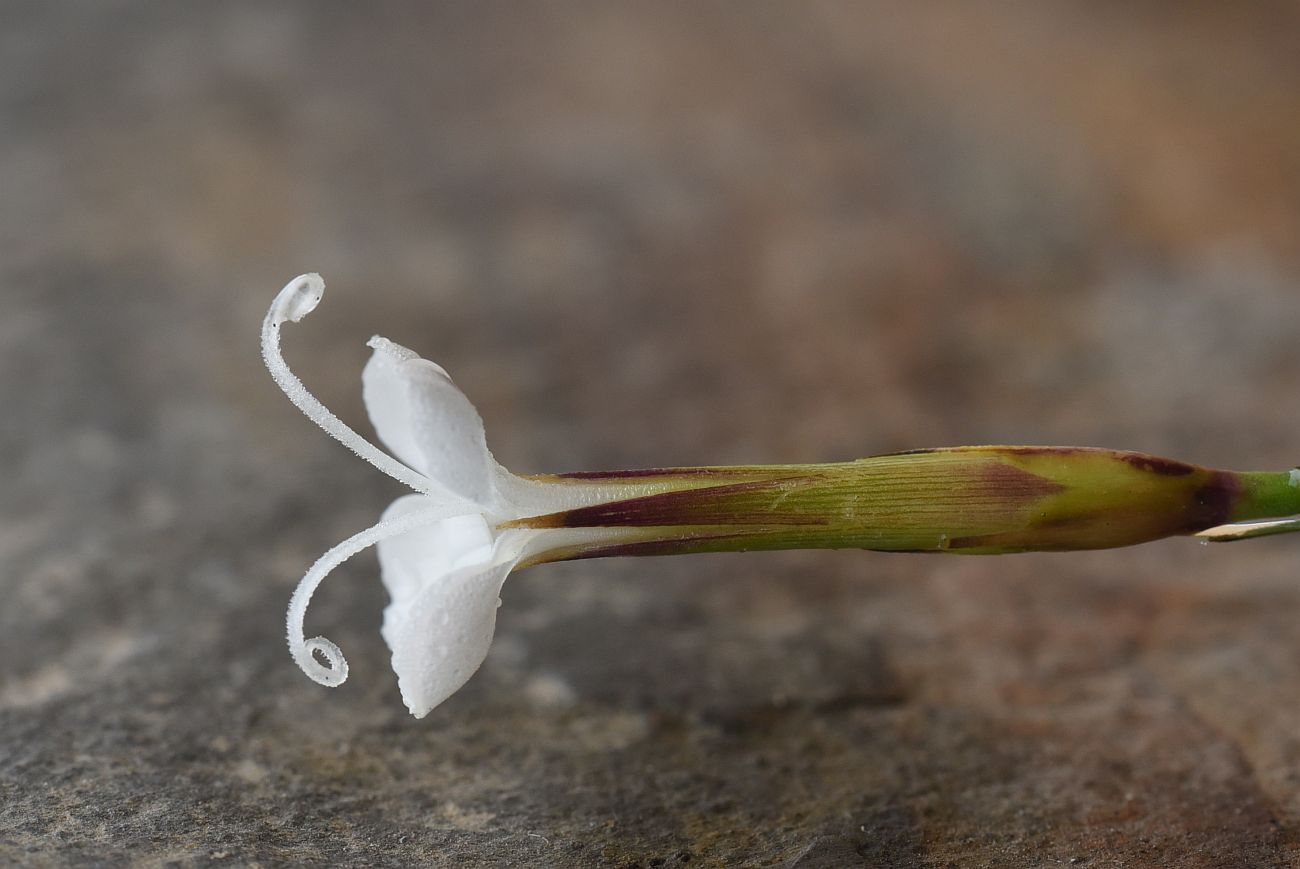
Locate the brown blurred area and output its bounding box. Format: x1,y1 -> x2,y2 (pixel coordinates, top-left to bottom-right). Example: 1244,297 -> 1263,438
3,3 -> 1300,865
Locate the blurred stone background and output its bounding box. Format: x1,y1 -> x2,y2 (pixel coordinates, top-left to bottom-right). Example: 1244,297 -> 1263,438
3,3 -> 1300,866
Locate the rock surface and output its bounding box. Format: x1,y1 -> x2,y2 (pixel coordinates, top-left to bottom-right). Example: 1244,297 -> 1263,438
3,3 -> 1300,866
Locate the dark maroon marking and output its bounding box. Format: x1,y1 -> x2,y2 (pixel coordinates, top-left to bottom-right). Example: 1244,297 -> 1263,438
877,445 -> 1095,459
551,467 -> 750,480
1182,471 -> 1240,531
564,532 -> 753,560
1032,513 -> 1095,531
1120,453 -> 1196,476
1000,446 -> 1091,457
519,476 -> 827,529
945,533 -> 1003,550
979,462 -> 1067,500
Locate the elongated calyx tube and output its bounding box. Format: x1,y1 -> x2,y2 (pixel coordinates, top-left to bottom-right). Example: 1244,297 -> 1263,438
263,274 -> 1300,716
512,447 -> 1300,559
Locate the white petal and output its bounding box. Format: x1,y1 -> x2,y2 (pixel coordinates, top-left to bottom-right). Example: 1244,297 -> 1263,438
376,495 -> 493,602
362,336 -> 499,505
380,558 -> 513,718
375,495 -> 518,717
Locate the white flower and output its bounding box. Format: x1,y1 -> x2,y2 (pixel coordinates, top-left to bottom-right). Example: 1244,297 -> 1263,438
262,275 -> 1300,716
262,274 -> 659,717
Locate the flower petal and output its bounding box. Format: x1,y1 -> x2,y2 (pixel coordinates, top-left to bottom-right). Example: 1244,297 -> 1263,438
375,495 -> 519,717
362,336 -> 499,505
380,559 -> 513,718
376,495 -> 494,602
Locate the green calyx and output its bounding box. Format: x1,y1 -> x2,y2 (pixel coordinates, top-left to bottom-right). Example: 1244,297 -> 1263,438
515,447 -> 1300,560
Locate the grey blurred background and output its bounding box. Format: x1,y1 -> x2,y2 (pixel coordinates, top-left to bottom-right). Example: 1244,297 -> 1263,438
4,3 -> 1300,866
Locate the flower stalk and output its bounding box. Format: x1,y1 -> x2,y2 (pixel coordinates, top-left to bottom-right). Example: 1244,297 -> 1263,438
263,274 -> 1300,716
